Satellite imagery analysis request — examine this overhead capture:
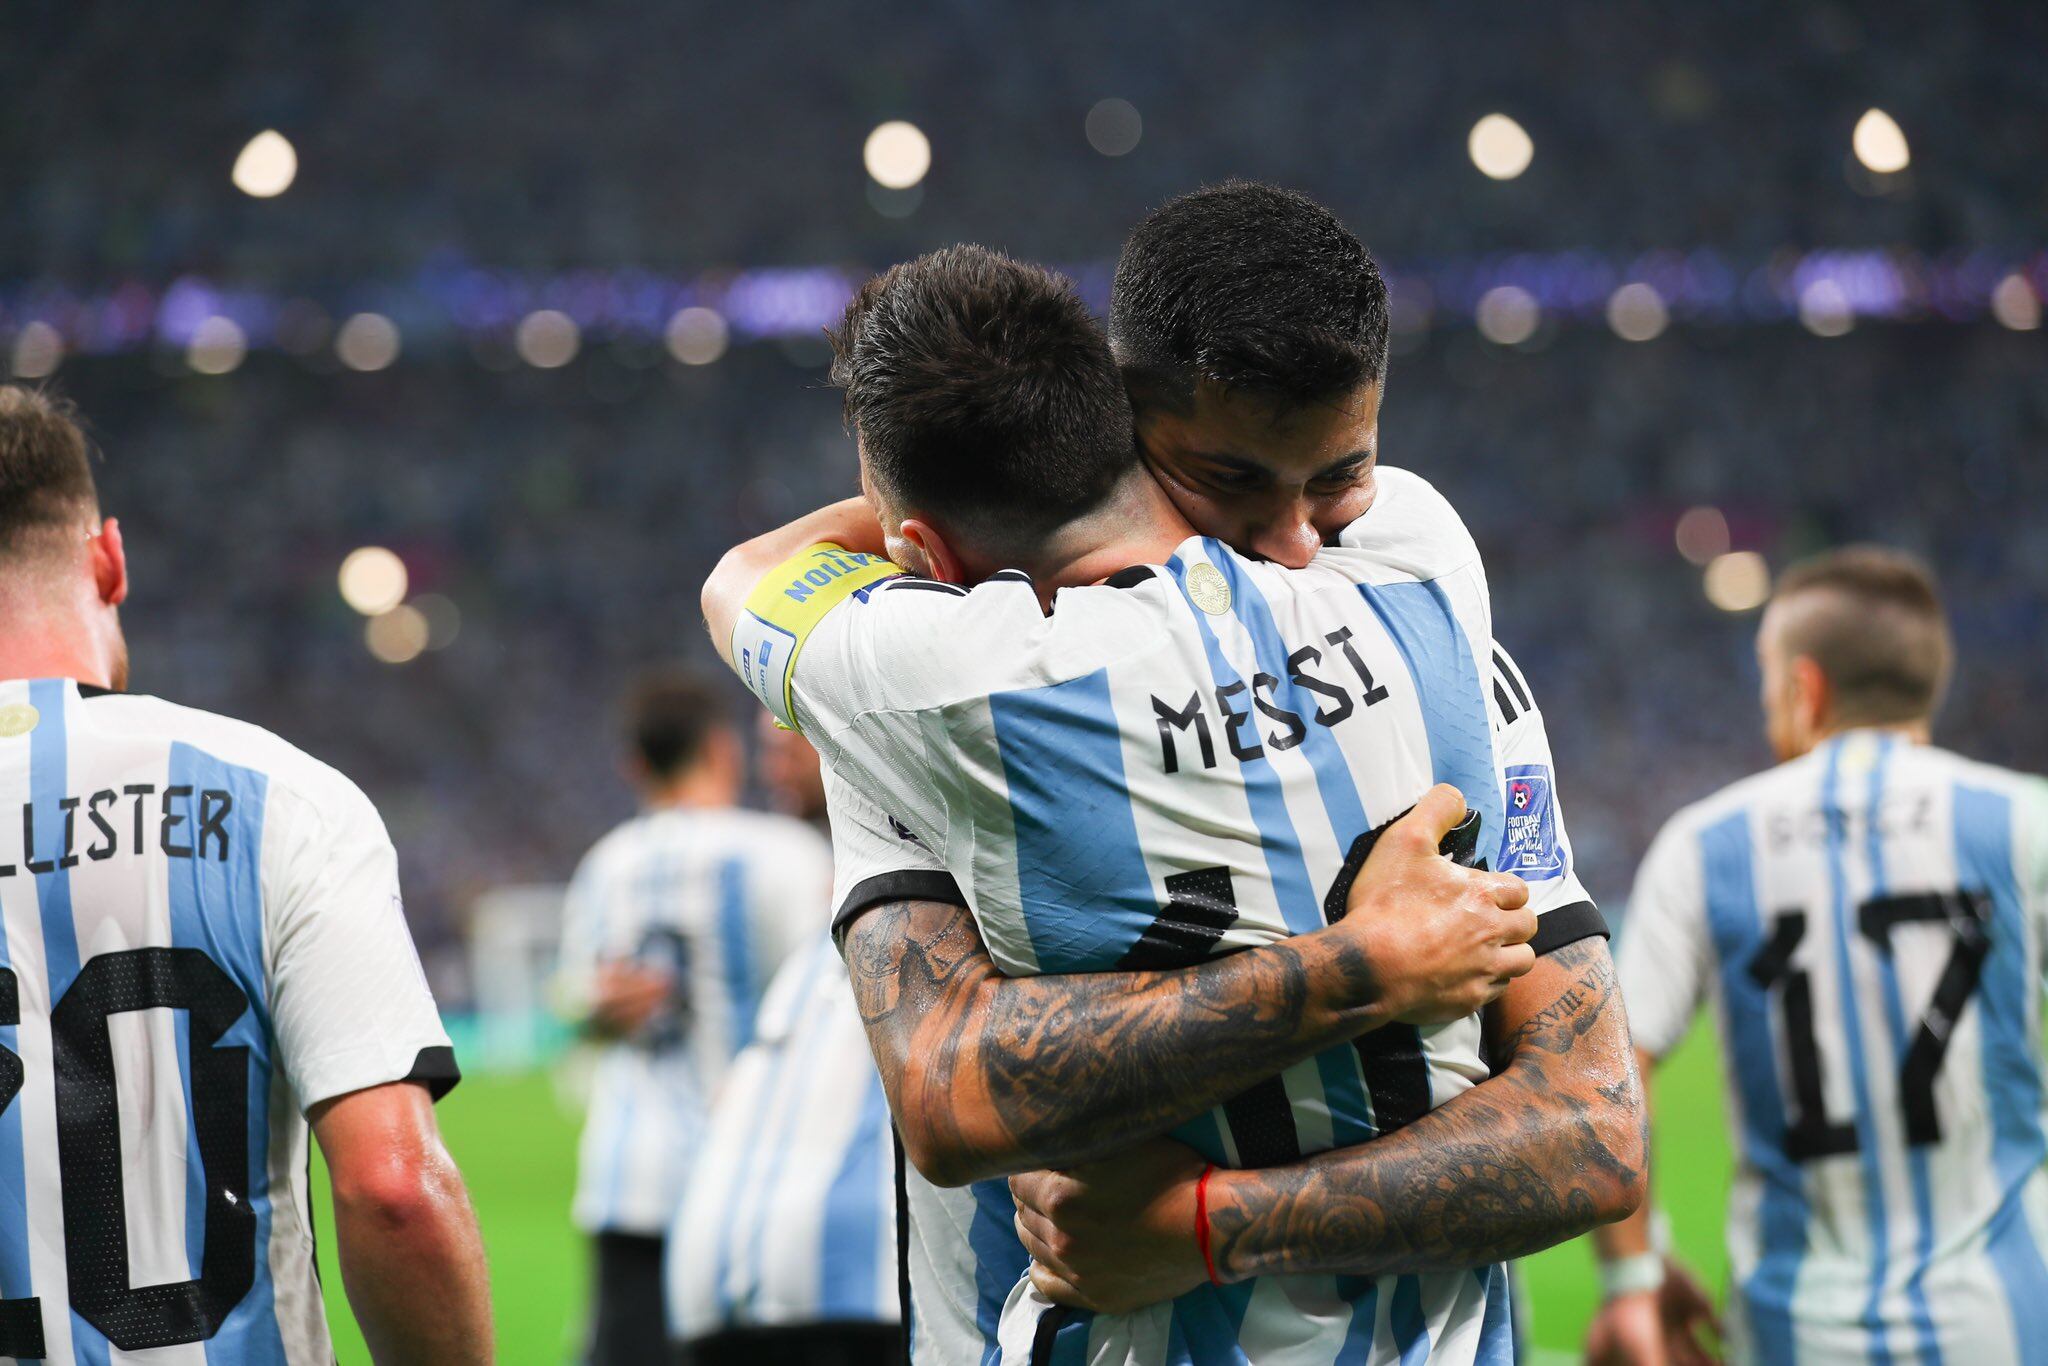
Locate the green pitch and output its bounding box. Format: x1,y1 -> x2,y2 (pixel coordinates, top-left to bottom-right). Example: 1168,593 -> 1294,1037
315,1027 -> 1733,1364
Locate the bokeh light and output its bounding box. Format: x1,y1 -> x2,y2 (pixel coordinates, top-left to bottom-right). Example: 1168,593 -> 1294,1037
515,310 -> 581,368
365,604 -> 430,665
411,593 -> 463,651
1468,114 -> 1534,180
1797,279 -> 1854,336
863,121 -> 931,189
11,322 -> 63,379
666,307 -> 729,365
1606,283 -> 1669,342
1851,108 -> 1910,174
186,316 -> 248,375
1991,274 -> 2041,332
338,546 -> 409,616
231,130 -> 298,198
1704,551 -> 1771,612
1476,285 -> 1540,344
1085,99 -> 1143,156
1674,506 -> 1731,565
335,313 -> 401,371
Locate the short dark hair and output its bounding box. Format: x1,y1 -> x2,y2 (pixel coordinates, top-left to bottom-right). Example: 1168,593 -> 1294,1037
1110,181 -> 1390,414
0,385 -> 98,557
828,244 -> 1138,555
623,668 -> 730,780
1773,545 -> 1953,725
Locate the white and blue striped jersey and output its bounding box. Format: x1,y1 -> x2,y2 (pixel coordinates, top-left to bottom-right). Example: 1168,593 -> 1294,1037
666,932 -> 897,1339
770,469 -> 1602,1365
559,805 -> 829,1235
1620,731 -> 2048,1365
0,678 -> 457,1366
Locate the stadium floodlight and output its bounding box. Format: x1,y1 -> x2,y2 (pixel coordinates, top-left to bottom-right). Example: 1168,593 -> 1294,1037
1797,278 -> 1854,336
1468,113 -> 1533,180
10,321 -> 62,379
515,310 -> 581,368
338,546 -> 409,617
186,316 -> 248,375
1851,108 -> 1910,174
1674,506 -> 1730,565
1606,283 -> 1669,342
1475,285 -> 1540,344
666,307 -> 729,365
335,313 -> 402,371
864,121 -> 931,189
1991,274 -> 2041,331
232,130 -> 299,198
1703,551 -> 1771,613
1086,99 -> 1143,156
365,603 -> 431,664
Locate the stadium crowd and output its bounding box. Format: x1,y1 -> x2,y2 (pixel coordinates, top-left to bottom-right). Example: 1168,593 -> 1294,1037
40,318 -> 2044,997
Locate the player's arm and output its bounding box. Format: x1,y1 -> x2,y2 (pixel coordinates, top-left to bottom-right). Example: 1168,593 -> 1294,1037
312,1083 -> 493,1366
701,496 -> 889,669
848,785 -> 1537,1187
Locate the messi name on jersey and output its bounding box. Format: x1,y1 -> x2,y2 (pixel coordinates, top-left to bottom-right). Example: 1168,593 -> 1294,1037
0,783 -> 236,875
1149,625 -> 1392,774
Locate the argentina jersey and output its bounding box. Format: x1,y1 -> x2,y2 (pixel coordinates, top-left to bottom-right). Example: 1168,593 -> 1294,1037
1620,731 -> 2048,1365
782,468 -> 1599,1366
0,678 -> 456,1366
665,933 -> 897,1340
559,806 -> 829,1237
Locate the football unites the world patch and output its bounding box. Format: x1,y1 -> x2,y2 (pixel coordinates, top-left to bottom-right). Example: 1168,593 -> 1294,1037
731,543 -> 902,728
1498,763 -> 1566,878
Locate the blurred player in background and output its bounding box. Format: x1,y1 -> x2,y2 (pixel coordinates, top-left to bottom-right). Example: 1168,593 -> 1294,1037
1591,546 -> 2048,1365
0,383 -> 491,1365
556,672 -> 830,1365
706,245 -> 1641,1363
666,716 -> 900,1365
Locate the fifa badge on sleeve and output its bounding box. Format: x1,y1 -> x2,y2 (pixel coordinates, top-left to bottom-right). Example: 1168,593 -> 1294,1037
1498,764 -> 1565,879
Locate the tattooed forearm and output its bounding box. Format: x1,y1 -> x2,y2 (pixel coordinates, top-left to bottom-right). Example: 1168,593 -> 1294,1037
1207,938 -> 1647,1279
842,898 -> 1386,1186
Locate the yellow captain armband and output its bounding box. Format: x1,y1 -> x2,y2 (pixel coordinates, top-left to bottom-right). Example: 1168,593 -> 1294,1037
731,543 -> 902,729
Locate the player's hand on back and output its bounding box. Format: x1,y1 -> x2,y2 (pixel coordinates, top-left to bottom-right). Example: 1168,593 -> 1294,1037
1341,784 -> 1535,1025
1009,1138 -> 1212,1315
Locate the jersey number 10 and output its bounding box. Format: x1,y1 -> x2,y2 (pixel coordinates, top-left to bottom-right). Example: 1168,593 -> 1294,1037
1747,889 -> 1991,1162
0,948 -> 256,1357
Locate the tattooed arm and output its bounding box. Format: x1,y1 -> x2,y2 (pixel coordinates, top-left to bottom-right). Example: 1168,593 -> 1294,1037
1205,936 -> 1647,1277
1009,936 -> 1646,1310
847,786 -> 1537,1187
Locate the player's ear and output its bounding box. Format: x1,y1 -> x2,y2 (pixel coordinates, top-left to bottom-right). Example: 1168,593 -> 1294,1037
90,517 -> 129,608
1791,654 -> 1830,732
900,517 -> 968,585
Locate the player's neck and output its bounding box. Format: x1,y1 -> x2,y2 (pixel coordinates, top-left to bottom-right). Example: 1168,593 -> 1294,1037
640,769 -> 737,812
0,598 -> 117,690
1021,471 -> 1195,604
1806,717 -> 1932,751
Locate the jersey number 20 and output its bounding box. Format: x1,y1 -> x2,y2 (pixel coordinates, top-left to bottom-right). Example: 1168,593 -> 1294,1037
0,948 -> 256,1356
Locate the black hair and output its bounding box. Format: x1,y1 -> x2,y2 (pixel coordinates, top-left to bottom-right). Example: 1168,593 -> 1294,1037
1773,545 -> 1953,726
623,668 -> 731,780
0,385 -> 99,556
828,244 -> 1138,554
1109,181 -> 1390,414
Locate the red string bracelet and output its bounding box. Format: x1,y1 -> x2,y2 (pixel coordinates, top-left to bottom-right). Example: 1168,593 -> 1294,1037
1195,1163 -> 1221,1286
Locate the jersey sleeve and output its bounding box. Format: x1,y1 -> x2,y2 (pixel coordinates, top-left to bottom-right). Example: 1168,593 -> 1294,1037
549,844 -> 613,1021
1488,645 -> 1604,955
264,777 -> 457,1112
1615,811 -> 1713,1060
824,769 -> 965,943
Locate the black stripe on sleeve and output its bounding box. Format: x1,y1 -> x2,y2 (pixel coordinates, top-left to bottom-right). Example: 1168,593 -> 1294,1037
1493,648 -> 1533,712
404,1045 -> 462,1101
831,870 -> 969,942
1529,901 -> 1609,957
1492,679 -> 1519,727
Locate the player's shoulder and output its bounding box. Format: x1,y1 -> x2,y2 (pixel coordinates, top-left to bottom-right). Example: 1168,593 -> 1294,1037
1913,741 -> 2046,799
715,806 -> 831,861
84,692 -> 379,830
1325,465 -> 1484,586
